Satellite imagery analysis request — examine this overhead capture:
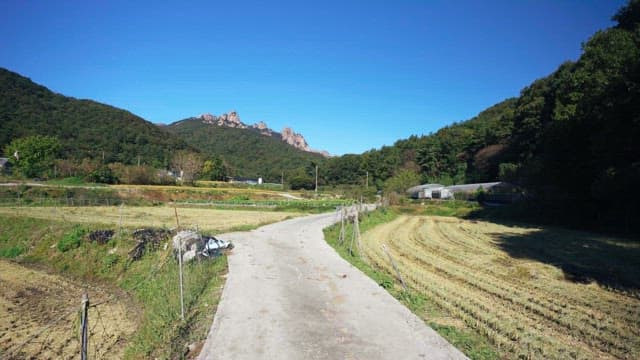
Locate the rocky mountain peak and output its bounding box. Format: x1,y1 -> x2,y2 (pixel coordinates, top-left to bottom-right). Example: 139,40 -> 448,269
253,121 -> 273,136
281,127 -> 310,152
197,111 -> 328,157
200,111 -> 246,129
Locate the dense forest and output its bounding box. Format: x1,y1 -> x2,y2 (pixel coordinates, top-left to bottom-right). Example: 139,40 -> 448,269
0,68 -> 323,184
321,1 -> 640,232
0,68 -> 191,168
165,118 -> 325,182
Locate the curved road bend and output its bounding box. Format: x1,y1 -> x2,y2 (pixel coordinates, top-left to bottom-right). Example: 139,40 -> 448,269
198,212 -> 467,360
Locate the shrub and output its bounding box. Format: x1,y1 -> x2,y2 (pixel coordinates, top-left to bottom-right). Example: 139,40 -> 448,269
101,253 -> 120,273
0,245 -> 24,258
86,166 -> 118,184
57,226 -> 85,252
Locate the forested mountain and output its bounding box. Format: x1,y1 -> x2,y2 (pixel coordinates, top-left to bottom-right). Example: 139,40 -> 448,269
322,99 -> 517,188
166,117 -> 324,182
324,1 -> 640,231
0,67 -> 324,182
0,68 -> 190,167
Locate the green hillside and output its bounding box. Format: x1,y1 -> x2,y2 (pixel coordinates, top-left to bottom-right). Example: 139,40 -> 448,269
324,1 -> 640,232
166,118 -> 324,182
0,68 -> 190,167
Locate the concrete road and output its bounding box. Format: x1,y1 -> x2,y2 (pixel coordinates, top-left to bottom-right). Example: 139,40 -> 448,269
198,211 -> 467,360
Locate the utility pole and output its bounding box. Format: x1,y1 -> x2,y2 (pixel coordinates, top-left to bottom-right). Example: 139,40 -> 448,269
315,165 -> 318,193
281,171 -> 284,190
137,155 -> 141,167
366,171 -> 369,189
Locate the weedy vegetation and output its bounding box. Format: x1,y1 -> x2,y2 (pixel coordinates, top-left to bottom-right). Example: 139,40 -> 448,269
0,213 -> 228,359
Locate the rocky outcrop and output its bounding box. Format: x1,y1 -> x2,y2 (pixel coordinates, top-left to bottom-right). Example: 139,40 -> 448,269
252,121 -> 273,137
197,111 -> 328,156
200,111 -> 247,129
281,127 -> 310,152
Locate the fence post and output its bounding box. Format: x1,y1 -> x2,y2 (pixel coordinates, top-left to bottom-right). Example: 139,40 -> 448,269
382,244 -> 407,290
175,206 -> 185,321
338,206 -> 346,244
80,293 -> 89,360
118,204 -> 124,236
354,211 -> 363,257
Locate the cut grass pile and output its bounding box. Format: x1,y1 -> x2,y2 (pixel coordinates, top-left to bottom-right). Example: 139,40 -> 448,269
0,206 -> 301,232
359,214 -> 640,359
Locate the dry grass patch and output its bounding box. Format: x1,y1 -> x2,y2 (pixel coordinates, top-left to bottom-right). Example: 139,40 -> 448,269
0,206 -> 300,232
361,215 -> 640,359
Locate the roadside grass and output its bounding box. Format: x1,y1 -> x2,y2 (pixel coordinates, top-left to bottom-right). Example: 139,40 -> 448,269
323,207 -> 497,359
0,214 -> 228,359
394,200 -> 481,217
45,176 -> 106,187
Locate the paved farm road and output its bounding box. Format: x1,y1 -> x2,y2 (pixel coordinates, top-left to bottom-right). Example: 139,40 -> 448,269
198,212 -> 467,360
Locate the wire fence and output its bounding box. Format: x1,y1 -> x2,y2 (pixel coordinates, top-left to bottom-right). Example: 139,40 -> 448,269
2,293 -> 124,360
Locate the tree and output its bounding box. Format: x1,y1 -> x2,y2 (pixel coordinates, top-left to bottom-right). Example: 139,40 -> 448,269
171,151 -> 203,185
288,167 -> 315,190
383,169 -> 421,195
4,135 -> 61,178
201,156 -> 228,181
85,166 -> 118,184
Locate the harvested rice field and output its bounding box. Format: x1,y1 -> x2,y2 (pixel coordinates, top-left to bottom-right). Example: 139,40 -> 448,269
0,206 -> 300,232
361,215 -> 640,359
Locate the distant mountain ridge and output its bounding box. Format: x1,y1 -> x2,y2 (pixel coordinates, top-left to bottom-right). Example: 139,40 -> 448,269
165,116 -> 325,181
0,67 -> 328,181
0,67 -> 190,167
192,111 -> 329,157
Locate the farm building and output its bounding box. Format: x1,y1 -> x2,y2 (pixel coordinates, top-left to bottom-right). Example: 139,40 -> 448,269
446,182 -> 503,194
408,181 -> 519,203
406,184 -> 453,199
227,176 -> 263,185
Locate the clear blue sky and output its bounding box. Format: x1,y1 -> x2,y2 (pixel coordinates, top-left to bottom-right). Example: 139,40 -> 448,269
0,0 -> 626,155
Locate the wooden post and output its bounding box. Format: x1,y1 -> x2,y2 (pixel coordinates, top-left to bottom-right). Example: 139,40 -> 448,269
174,206 -> 181,230
349,210 -> 359,256
174,206 -> 185,321
338,206 -> 346,244
315,165 -> 318,194
80,293 -> 89,360
354,211 -> 363,257
382,244 -> 407,290
118,204 -> 124,236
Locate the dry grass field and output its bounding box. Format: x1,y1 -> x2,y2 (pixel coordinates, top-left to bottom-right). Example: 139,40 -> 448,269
0,260 -> 137,359
0,206 -> 300,232
361,215 -> 640,359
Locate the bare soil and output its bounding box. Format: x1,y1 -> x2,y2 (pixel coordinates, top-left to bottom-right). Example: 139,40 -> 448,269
0,260 -> 137,359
